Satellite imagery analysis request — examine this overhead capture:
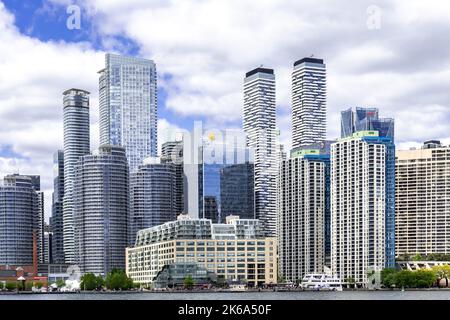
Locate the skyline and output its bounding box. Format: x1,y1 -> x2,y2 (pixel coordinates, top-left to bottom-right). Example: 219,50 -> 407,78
1,1 -> 450,222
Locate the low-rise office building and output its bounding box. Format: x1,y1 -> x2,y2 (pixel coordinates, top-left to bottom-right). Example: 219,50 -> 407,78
126,215 -> 277,287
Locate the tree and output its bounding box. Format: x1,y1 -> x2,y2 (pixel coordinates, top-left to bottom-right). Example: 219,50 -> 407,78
81,273 -> 104,291
183,275 -> 194,289
5,282 -> 16,291
381,268 -> 397,288
415,270 -> 435,288
105,269 -> 134,291
396,270 -> 415,288
412,253 -> 423,261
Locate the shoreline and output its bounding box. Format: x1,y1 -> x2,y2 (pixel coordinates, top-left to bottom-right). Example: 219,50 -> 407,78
2,287 -> 450,295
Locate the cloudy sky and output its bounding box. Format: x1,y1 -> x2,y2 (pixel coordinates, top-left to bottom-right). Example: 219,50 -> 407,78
1,0 -> 450,220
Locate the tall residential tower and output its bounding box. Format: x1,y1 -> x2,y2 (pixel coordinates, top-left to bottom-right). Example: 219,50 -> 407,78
62,88 -> 90,264
74,145 -> 129,275
292,58 -> 326,149
99,53 -> 158,172
243,67 -> 278,236
331,130 -> 395,286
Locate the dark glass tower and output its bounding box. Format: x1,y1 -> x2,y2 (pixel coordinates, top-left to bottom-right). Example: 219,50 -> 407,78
341,107 -> 394,140
129,158 -> 179,246
220,163 -> 255,220
51,150 -> 65,263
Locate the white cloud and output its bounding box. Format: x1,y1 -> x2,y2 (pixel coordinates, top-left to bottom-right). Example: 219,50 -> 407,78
158,118 -> 185,153
0,2 -> 104,220
57,0 -> 450,147
2,0 -> 450,220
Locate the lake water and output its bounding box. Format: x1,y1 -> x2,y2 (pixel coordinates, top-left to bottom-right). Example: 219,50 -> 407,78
1,290 -> 450,300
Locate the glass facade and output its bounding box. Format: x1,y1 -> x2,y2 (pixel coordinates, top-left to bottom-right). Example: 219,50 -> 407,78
341,107 -> 395,140
99,54 -> 158,173
129,158 -> 179,246
51,150 -> 65,264
0,175 -> 40,265
362,135 -> 396,268
220,163 -> 255,220
198,142 -> 254,223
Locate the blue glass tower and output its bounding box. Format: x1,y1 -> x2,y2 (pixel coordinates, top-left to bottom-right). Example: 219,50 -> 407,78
360,134 -> 396,268
99,53 -> 158,172
184,137 -> 254,223
341,107 -> 394,140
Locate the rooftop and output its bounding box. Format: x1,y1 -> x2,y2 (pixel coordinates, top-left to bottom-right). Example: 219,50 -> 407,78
294,57 -> 324,66
245,67 -> 274,78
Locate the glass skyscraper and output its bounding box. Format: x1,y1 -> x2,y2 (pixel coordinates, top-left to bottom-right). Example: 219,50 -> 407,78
220,163 -> 255,220
129,157 -> 179,246
341,107 -> 395,140
99,53 -> 158,172
51,150 -> 65,264
184,137 -> 254,223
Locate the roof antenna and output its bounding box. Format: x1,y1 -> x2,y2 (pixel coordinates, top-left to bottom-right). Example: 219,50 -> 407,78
310,54 -> 314,58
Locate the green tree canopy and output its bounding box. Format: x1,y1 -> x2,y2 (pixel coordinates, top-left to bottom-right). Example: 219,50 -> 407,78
183,275 -> 194,289
105,269 -> 133,291
81,273 -> 105,291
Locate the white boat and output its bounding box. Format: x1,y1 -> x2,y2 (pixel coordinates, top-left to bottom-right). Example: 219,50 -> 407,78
301,274 -> 343,291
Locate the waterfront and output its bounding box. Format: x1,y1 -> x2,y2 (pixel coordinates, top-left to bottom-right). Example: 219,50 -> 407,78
1,290 -> 450,300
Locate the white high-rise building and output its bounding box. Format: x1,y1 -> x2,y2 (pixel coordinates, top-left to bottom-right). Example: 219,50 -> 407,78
331,131 -> 387,286
396,140 -> 450,257
62,88 -> 90,264
99,53 -> 158,172
243,67 -> 278,237
278,151 -> 326,282
292,58 -> 326,150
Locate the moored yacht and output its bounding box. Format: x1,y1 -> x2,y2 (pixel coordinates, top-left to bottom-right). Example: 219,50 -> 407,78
300,274 -> 343,291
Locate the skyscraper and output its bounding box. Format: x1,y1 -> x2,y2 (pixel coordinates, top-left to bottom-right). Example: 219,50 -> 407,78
0,174 -> 40,265
51,150 -> 65,264
74,145 -> 129,275
396,141 -> 450,257
339,107 -> 396,267
220,163 -> 255,220
161,140 -> 184,216
62,88 -> 90,264
341,107 -> 394,139
331,130 -> 395,286
28,175 -> 45,264
184,136 -> 254,223
99,53 -> 158,172
243,67 -> 278,236
292,57 -> 326,149
129,157 -> 178,246
278,150 -> 328,282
